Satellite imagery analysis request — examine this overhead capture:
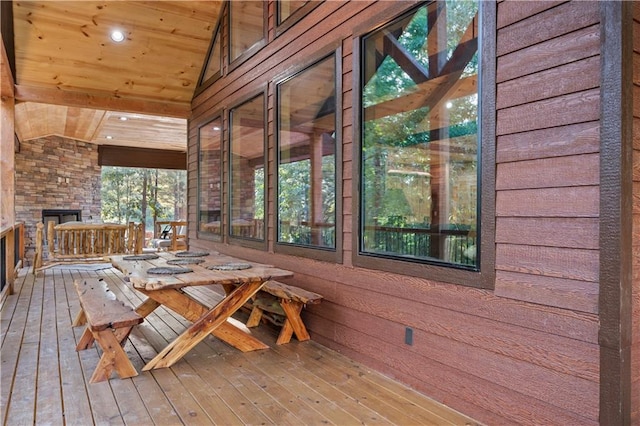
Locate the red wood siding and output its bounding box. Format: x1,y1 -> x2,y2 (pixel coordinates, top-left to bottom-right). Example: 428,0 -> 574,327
189,1 -> 604,424
632,3 -> 640,423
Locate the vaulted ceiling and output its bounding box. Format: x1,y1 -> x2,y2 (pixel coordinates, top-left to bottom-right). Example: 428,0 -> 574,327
10,1 -> 223,151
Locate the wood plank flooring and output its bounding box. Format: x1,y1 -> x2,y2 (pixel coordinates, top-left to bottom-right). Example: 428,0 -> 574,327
1,266 -> 479,426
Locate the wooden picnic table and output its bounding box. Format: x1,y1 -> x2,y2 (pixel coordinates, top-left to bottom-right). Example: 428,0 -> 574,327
109,251 -> 293,371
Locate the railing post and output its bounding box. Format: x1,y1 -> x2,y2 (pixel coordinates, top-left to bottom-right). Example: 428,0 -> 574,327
34,222 -> 44,271
47,221 -> 55,258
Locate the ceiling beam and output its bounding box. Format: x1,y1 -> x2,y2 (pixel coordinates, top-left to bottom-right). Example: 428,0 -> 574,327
98,145 -> 186,170
14,85 -> 190,118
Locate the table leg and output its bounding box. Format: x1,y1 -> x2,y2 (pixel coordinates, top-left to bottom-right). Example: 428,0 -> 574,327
135,298 -> 161,317
142,280 -> 267,370
138,287 -> 268,352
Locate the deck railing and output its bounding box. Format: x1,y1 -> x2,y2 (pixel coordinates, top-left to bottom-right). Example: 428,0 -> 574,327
363,224 -> 476,266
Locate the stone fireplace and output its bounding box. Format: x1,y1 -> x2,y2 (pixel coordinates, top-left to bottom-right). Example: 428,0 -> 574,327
14,136 -> 102,261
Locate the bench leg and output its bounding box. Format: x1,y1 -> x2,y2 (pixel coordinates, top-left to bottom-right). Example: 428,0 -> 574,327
90,327 -> 138,383
72,309 -> 87,327
246,305 -> 264,327
276,300 -> 310,345
76,322 -> 132,351
76,327 -> 96,350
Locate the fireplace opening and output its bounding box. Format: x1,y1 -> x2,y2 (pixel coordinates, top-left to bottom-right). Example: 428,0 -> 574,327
42,209 -> 82,226
42,209 -> 82,244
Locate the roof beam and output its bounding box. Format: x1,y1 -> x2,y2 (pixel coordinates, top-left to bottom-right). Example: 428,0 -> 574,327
98,145 -> 186,170
14,85 -> 190,118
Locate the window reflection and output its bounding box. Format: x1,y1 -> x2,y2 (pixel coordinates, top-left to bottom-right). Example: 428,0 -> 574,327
230,94 -> 265,240
229,1 -> 264,63
198,118 -> 222,235
278,0 -> 308,25
360,1 -> 479,267
277,55 -> 336,249
201,25 -> 221,84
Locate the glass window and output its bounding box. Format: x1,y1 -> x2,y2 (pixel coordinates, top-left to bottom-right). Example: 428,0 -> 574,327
198,117 -> 222,236
200,24 -> 222,85
277,55 -> 336,249
277,1 -> 309,25
230,94 -> 265,240
360,0 -> 479,268
229,1 -> 264,63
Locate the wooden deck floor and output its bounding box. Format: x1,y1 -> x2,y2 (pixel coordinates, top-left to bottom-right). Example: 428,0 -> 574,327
1,266 -> 479,426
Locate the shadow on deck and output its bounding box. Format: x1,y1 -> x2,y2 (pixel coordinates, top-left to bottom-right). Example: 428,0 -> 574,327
1,265 -> 479,425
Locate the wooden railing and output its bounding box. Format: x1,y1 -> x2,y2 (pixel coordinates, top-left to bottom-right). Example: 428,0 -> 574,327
33,221 -> 144,272
363,225 -> 476,265
1,222 -> 25,300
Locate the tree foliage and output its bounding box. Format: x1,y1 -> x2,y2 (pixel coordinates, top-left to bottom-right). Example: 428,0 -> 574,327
101,166 -> 187,230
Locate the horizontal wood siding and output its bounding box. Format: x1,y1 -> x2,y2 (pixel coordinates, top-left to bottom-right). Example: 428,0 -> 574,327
189,1 -> 602,424
632,4 -> 640,423
495,0 -> 600,316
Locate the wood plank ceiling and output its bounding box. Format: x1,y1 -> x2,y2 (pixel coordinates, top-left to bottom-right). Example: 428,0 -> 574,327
12,1 -> 223,151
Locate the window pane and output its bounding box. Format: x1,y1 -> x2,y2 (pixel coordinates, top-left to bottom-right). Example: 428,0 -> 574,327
230,95 -> 265,240
277,55 -> 336,249
201,27 -> 221,83
230,1 -> 264,62
198,118 -> 222,235
278,0 -> 308,25
360,1 -> 479,267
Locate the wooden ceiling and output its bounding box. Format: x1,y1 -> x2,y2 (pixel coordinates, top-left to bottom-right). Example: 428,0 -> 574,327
11,1 -> 223,151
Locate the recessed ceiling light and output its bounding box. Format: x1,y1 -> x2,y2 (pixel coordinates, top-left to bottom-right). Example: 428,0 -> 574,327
110,30 -> 125,43
119,116 -> 128,121
213,126 -> 220,131
106,135 -> 113,140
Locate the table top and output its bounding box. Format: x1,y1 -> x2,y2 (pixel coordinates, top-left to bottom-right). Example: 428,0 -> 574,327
110,251 -> 293,291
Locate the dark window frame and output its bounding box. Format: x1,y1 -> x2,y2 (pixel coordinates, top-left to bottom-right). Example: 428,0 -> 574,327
195,5 -> 225,95
352,0 -> 496,289
196,114 -> 224,242
274,48 -> 343,263
227,89 -> 269,251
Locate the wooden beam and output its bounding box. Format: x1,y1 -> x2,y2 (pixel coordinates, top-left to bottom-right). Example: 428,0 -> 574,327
14,85 -> 190,118
0,34 -> 14,98
98,145 -> 186,170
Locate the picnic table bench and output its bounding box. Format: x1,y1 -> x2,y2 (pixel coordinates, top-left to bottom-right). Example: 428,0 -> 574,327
243,280 -> 323,345
72,278 -> 143,383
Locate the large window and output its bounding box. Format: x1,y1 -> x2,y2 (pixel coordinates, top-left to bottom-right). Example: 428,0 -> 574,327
229,1 -> 264,63
229,94 -> 265,241
360,1 -> 479,269
199,23 -> 222,86
198,117 -> 222,236
277,55 -> 336,250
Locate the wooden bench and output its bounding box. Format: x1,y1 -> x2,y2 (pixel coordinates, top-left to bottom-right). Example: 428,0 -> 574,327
72,278 -> 143,383
244,280 -> 323,345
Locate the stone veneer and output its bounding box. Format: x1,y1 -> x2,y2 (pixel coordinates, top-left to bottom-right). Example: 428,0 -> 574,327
15,136 -> 101,260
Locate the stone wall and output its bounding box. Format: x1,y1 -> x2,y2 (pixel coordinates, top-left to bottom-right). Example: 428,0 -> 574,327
15,136 -> 101,259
